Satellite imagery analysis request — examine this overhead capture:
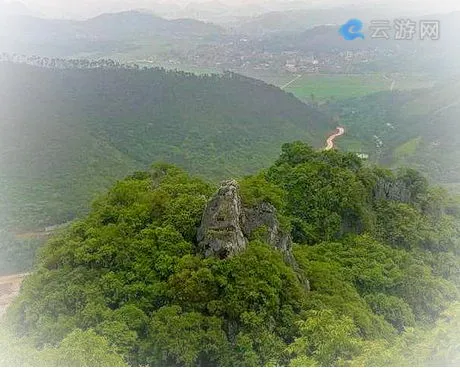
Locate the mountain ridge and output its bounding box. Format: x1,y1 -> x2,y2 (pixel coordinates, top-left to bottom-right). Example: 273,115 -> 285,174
0,61 -> 331,230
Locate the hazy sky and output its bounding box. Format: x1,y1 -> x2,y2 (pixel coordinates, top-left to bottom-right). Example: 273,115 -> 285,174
13,0 -> 460,19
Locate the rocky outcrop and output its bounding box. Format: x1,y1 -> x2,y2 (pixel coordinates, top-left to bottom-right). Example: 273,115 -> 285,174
242,202 -> 296,265
373,177 -> 412,203
197,180 -> 309,290
197,180 -> 294,263
197,180 -> 248,259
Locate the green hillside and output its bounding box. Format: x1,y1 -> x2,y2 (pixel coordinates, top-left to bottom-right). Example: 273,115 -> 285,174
2,144 -> 459,366
325,82 -> 460,190
0,62 -> 331,230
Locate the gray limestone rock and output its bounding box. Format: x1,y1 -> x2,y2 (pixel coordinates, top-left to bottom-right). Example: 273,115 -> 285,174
373,177 -> 412,203
242,202 -> 295,264
197,180 -> 248,259
197,179 -> 309,290
198,180 -> 294,263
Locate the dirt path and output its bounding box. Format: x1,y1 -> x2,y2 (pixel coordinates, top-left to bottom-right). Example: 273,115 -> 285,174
281,74 -> 302,89
432,100 -> 460,116
383,74 -> 396,91
325,127 -> 345,150
0,273 -> 28,318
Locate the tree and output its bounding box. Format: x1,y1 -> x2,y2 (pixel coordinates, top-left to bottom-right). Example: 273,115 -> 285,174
45,329 -> 127,367
288,310 -> 363,366
145,306 -> 229,366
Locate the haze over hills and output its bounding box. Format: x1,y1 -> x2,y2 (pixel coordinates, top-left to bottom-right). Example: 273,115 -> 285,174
0,10 -> 226,58
0,61 -> 331,230
0,2 -> 459,366
13,0 -> 460,21
2,6 -> 460,79
2,3 -> 460,227
233,6 -> 407,34
1,5 -> 460,226
0,0 -> 40,16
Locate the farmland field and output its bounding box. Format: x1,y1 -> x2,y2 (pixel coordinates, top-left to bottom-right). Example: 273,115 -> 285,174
250,72 -> 434,102
285,74 -> 433,101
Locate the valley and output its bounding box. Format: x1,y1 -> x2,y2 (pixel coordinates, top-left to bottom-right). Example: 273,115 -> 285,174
0,61 -> 331,231
0,2 -> 459,366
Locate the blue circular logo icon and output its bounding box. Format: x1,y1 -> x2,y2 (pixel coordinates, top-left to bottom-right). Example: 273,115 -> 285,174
339,19 -> 365,40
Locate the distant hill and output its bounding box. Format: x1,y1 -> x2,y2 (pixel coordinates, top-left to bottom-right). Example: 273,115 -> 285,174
0,61 -> 331,230
0,0 -> 38,17
83,11 -> 224,38
236,6 -> 404,35
2,7 -> 460,78
0,10 -> 226,58
389,81 -> 460,186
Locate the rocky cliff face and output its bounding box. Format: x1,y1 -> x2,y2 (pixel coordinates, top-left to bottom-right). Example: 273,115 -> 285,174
197,180 -> 248,259
373,177 -> 412,203
242,202 -> 297,265
197,180 -> 294,264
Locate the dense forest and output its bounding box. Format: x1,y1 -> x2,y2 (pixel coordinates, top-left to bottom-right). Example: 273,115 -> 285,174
1,143 -> 459,366
0,61 -> 331,231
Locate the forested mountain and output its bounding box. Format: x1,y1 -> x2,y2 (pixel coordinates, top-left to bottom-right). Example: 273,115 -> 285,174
0,61 -> 331,230
326,80 -> 460,191
1,4 -> 459,366
1,144 -> 459,366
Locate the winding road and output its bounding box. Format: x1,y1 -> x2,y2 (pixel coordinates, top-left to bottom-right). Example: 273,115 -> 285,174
325,127 -> 345,150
